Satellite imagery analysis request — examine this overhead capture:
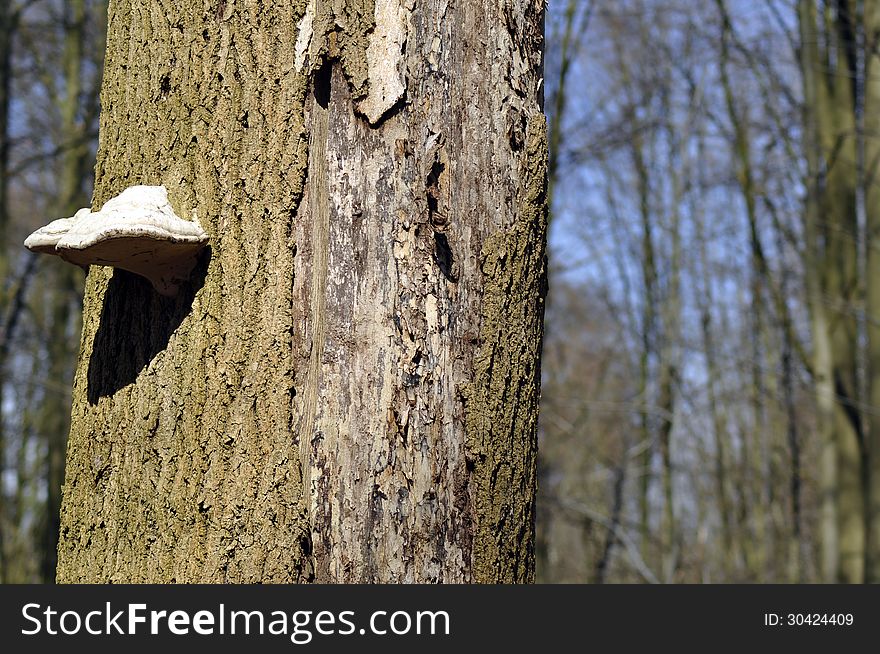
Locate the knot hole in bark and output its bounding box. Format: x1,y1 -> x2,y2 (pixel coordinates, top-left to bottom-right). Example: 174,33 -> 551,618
434,232 -> 457,283
427,158 -> 457,282
86,246 -> 211,404
314,60 -> 332,110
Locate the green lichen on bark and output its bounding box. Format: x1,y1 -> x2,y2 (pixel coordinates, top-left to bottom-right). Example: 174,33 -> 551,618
465,113 -> 548,583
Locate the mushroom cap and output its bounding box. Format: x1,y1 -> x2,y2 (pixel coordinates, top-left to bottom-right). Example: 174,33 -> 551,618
23,209 -> 90,254
24,185 -> 209,296
57,186 -> 207,253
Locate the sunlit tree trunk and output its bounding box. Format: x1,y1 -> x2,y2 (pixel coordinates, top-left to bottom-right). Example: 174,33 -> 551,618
56,0 -> 546,583
822,1 -> 863,584
799,0 -> 864,583
798,0 -> 835,583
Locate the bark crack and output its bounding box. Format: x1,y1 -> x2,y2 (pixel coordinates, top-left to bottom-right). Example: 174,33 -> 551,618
300,63 -> 332,569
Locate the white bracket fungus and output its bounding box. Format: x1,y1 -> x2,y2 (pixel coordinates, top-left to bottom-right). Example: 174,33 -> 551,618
24,185 -> 209,296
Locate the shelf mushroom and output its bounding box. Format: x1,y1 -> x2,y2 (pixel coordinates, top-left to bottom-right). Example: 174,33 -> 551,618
24,186 -> 209,296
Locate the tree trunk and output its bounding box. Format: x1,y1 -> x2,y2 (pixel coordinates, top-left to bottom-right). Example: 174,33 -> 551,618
864,0 -> 880,583
0,0 -> 13,585
56,0 -> 546,583
0,0 -> 13,247
798,0 -> 865,583
798,0 -> 835,583
37,0 -> 91,585
821,1 -> 863,583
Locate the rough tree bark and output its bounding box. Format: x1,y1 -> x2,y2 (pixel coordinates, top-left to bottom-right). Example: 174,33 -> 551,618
55,0 -> 546,582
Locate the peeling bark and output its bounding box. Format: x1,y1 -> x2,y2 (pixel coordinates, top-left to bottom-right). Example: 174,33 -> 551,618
57,0 -> 546,583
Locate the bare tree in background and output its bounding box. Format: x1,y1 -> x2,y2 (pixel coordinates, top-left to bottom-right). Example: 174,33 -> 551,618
0,0 -> 104,582
540,0 -> 817,583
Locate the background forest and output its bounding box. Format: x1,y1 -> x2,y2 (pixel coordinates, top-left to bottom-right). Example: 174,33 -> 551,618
0,0 -> 875,583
